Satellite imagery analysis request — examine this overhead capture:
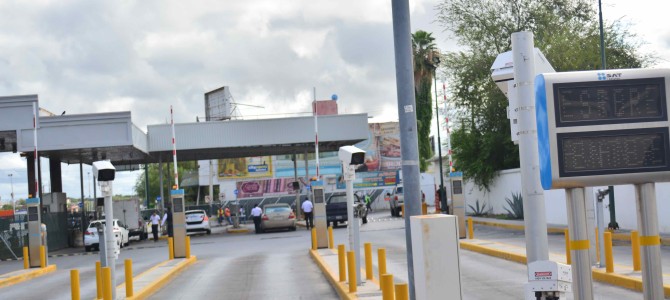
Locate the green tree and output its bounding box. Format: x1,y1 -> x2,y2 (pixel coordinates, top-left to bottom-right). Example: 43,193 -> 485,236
412,30 -> 440,171
134,161 -> 204,207
436,0 -> 652,189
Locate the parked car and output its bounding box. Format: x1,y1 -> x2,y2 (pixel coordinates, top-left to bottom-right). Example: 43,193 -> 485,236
326,192 -> 368,228
185,210 -> 211,234
260,203 -> 296,233
84,219 -> 130,252
390,185 -> 404,217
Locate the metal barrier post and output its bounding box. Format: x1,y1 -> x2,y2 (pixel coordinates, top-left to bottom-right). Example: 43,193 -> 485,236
378,248 -> 387,290
395,283 -> 408,300
168,237 -> 174,260
347,251 -> 357,293
631,230 -> 641,271
311,228 -> 317,250
604,232 -> 613,273
102,266 -> 112,300
23,247 -> 29,269
467,217 -> 474,239
364,243 -> 373,280
70,269 -> 80,300
381,274 -> 394,300
328,226 -> 334,249
565,229 -> 571,265
185,236 -> 191,259
95,261 -> 102,299
338,244 -> 346,282
39,245 -> 45,268
125,259 -> 133,297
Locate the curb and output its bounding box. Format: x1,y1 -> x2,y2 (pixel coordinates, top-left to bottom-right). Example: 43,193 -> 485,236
460,240 -> 670,297
126,256 -> 197,300
0,264 -> 57,289
309,249 -> 356,300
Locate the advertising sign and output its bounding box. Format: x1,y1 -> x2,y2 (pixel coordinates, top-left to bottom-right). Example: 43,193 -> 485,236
218,156 -> 273,179
235,178 -> 300,198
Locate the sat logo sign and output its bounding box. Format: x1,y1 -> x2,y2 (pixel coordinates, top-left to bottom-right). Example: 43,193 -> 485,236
536,68 -> 670,189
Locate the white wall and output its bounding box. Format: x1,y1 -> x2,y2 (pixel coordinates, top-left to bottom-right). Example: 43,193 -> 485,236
464,168 -> 670,234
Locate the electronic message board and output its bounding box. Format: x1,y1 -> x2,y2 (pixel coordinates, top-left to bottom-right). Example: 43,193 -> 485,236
536,69 -> 670,189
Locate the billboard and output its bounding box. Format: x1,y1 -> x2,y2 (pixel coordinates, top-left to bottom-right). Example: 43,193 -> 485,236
218,156 -> 273,179
354,122 -> 401,172
235,178 -> 300,198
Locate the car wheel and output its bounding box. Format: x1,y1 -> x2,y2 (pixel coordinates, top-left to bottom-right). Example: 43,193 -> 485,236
290,226 -> 296,231
206,229 -> 211,234
85,246 -> 91,252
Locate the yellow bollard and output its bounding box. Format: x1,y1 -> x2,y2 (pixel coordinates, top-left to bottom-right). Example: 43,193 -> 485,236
401,205 -> 404,218
381,274 -> 395,300
378,248 -> 387,290
70,269 -> 80,300
395,283 -> 409,300
422,202 -> 427,215
564,229 -> 571,265
595,228 -> 600,262
40,245 -> 46,268
168,237 -> 174,260
125,259 -> 133,297
631,230 -> 641,271
347,251 -> 357,293
467,217 -> 474,239
95,261 -> 102,299
328,226 -> 334,249
338,244 -> 346,282
364,243 -> 373,280
23,247 -> 29,269
604,232 -> 614,273
102,266 -> 112,300
185,236 -> 191,259
311,228 -> 317,250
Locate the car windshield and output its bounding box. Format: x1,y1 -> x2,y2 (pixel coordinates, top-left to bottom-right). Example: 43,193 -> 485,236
329,195 -> 347,204
265,206 -> 290,213
186,211 -> 204,215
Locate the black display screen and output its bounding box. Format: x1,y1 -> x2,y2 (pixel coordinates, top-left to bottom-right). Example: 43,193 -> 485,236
173,198 -> 184,213
557,128 -> 670,177
313,189 -> 324,203
554,78 -> 666,127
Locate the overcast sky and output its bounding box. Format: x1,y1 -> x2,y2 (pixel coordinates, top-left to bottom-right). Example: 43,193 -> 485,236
0,0 -> 668,203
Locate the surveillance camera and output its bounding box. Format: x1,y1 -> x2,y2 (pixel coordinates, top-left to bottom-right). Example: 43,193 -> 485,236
92,160 -> 116,182
338,145 -> 366,165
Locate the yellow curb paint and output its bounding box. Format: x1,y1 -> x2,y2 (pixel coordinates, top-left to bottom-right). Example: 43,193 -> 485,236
460,241 -> 527,264
309,249 -> 357,300
0,264 -> 57,289
126,256 -> 197,300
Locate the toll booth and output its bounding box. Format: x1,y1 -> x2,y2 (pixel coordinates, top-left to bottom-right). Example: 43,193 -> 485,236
26,197 -> 42,268
449,173 -> 466,239
171,189 -> 187,258
312,184 -> 328,248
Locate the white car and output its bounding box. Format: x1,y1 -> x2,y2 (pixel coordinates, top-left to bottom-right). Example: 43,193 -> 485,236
185,210 -> 211,234
84,219 -> 130,252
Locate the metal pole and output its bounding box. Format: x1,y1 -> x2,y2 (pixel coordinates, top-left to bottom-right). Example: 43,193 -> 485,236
80,163 -> 86,251
511,32 -> 550,263
143,164 -> 149,208
596,194 -> 605,268
433,68 -> 446,213
391,1 -> 421,297
344,165 -> 361,285
101,181 -> 116,300
170,105 -> 179,188
635,183 -> 663,299
565,188 -> 594,300
598,0 -> 607,70
313,87 -> 320,179
159,157 -> 164,211
208,160 -> 214,206
607,186 -> 618,229
9,174 -> 14,212
293,153 -> 300,218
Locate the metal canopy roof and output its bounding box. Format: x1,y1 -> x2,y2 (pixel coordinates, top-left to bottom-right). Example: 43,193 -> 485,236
0,94 -> 369,166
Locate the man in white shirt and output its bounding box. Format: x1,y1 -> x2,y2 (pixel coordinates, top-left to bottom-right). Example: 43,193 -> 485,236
301,197 -> 314,229
150,211 -> 161,242
250,204 -> 263,234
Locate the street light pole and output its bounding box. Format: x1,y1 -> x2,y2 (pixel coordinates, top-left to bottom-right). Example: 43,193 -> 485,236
8,173 -> 14,211
432,56 -> 447,213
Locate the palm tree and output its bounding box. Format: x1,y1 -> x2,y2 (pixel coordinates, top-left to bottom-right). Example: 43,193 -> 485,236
412,30 -> 440,171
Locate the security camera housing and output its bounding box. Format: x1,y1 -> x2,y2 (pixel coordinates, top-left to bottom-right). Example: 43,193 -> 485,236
338,145 -> 366,165
92,160 -> 116,181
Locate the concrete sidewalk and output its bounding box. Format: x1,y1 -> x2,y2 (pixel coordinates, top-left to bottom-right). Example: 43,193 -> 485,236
0,264 -> 56,289
108,256 -> 197,300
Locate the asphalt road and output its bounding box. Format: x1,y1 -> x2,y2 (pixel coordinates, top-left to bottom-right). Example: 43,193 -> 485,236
0,211 -> 653,299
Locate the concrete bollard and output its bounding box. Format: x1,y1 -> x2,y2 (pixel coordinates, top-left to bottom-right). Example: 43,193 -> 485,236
631,230 -> 641,271
95,261 -> 102,299
381,274 -> 394,300
102,266 -> 112,300
467,217 -> 474,239
421,202 -> 427,215
347,251 -> 357,293
70,269 -> 80,300
125,259 -> 133,297
40,245 -> 46,268
311,228 -> 317,250
185,236 -> 191,259
364,243 -> 373,280
564,229 -> 571,265
328,226 -> 334,249
395,283 -> 409,300
604,232 -> 614,273
23,247 -> 29,269
378,248 -> 387,290
338,244 -> 346,282
168,237 -> 175,260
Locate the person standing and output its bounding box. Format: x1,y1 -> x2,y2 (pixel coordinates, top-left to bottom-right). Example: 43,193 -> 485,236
161,207 -> 173,237
250,204 -> 263,234
364,193 -> 372,212
150,211 -> 161,242
224,207 -> 232,225
301,197 -> 314,229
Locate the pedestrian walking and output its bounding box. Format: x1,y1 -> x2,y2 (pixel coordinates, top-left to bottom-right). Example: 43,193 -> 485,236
251,204 -> 263,233
217,206 -> 224,226
150,211 -> 161,242
301,197 -> 314,229
365,193 -> 372,212
224,207 -> 232,225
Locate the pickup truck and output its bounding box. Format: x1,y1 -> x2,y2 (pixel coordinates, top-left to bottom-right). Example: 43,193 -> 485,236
326,192 -> 368,227
390,185 -> 404,217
